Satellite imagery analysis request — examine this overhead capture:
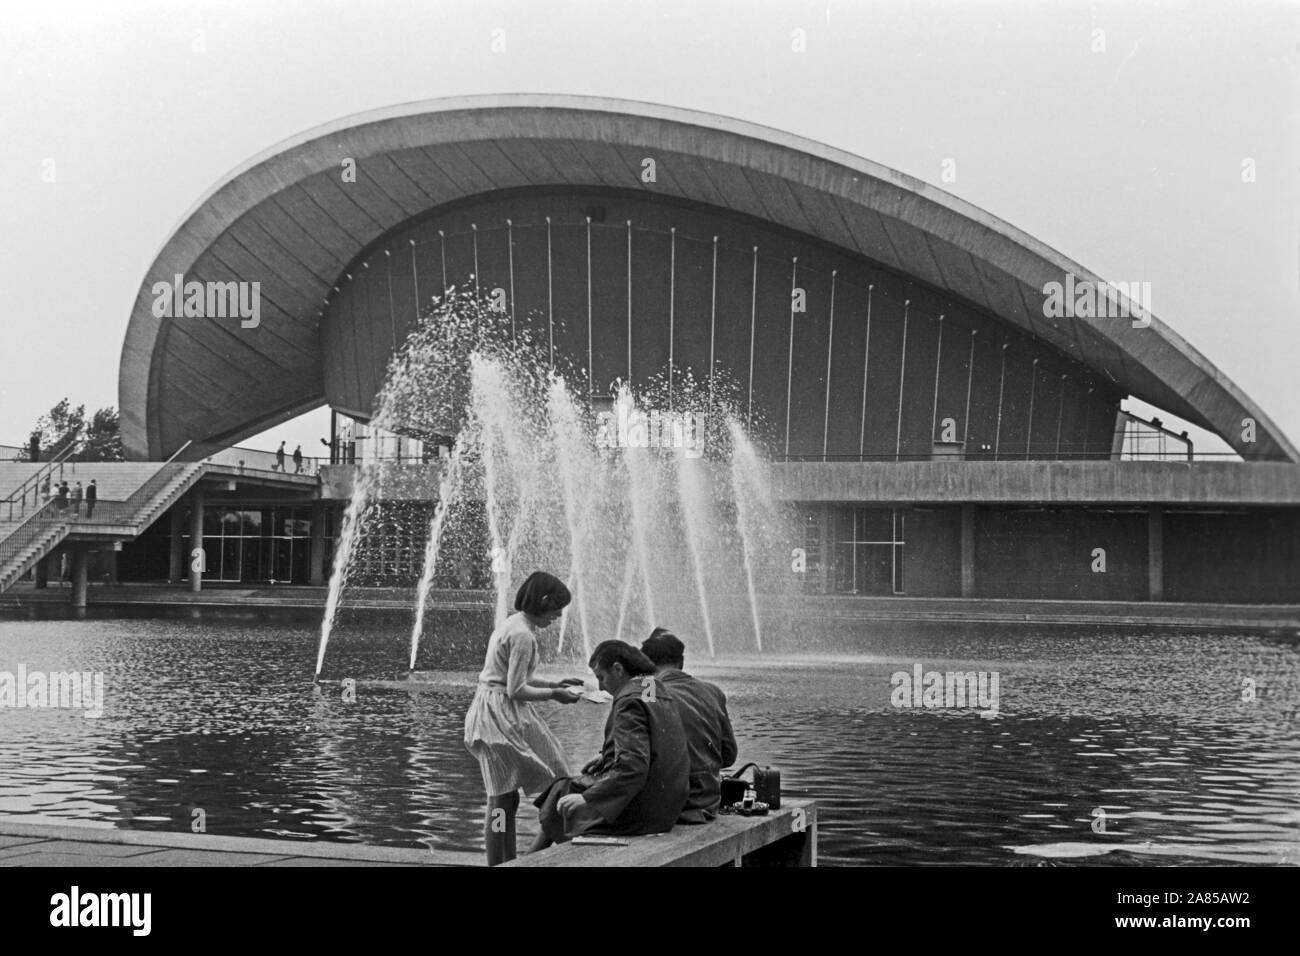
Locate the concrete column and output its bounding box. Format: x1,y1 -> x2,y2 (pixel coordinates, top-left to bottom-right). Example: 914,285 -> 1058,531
188,487 -> 205,593
34,553 -> 48,588
169,506 -> 184,584
818,506 -> 831,595
70,545 -> 89,607
960,504 -> 976,598
47,551 -> 63,588
1148,504 -> 1164,602
309,501 -> 325,586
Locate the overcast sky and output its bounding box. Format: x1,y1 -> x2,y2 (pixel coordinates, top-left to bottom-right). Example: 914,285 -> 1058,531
1,0 -> 1296,457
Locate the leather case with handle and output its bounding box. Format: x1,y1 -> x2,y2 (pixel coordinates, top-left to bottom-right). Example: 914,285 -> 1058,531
721,762 -> 781,809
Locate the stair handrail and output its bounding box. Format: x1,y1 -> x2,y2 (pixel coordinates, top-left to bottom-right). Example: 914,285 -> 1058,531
84,443 -> 200,530
0,501 -> 66,586
125,465 -> 199,527
3,443 -> 79,521
5,442 -> 76,503
163,441 -> 194,465
134,441 -> 196,522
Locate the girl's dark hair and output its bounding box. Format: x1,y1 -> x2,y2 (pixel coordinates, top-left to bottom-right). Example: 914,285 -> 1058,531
514,571 -> 572,616
588,640 -> 656,676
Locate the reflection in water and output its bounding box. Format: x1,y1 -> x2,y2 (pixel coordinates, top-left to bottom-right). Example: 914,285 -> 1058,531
0,612 -> 1296,865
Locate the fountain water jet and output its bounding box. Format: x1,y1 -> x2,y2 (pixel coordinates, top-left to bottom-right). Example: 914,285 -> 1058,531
314,288 -> 798,675
624,444 -> 659,630
547,375 -> 596,660
727,417 -> 767,654
315,462 -> 380,677
613,549 -> 637,642
673,453 -> 717,657
471,358 -> 521,628
408,443 -> 466,670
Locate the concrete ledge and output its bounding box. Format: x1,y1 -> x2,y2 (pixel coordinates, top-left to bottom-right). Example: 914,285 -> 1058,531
505,799 -> 817,867
799,595 -> 1300,630
770,460 -> 1300,505
0,583 -> 489,612
0,818 -> 481,867
2,584 -> 1296,630
317,460 -> 1300,506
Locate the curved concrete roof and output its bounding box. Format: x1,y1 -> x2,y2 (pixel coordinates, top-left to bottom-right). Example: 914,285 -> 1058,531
119,94 -> 1297,462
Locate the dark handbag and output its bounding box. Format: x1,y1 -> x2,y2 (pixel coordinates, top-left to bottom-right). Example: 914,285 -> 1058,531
722,762 -> 781,810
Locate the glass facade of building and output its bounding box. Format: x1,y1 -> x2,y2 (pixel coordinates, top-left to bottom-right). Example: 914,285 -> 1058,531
834,508 -> 906,595
800,506 -> 907,596
181,506 -> 333,585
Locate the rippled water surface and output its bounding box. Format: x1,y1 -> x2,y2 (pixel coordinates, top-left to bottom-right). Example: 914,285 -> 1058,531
1,609 -> 1297,865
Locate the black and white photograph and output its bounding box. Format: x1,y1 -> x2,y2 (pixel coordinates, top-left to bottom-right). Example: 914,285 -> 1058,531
0,0 -> 1295,932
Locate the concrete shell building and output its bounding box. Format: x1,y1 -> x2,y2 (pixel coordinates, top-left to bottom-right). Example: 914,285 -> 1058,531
93,95 -> 1300,607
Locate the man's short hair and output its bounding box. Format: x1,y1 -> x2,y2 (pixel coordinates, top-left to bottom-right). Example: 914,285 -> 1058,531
589,640 -> 656,676
642,628 -> 686,668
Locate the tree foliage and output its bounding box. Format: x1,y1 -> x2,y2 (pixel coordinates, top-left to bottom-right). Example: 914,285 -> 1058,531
82,407 -> 125,462
22,399 -> 125,462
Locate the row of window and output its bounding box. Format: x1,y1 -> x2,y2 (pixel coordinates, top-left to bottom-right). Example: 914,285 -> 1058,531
182,534 -> 322,584
803,507 -> 907,595
195,506 -> 324,538
181,506 -> 335,584
162,503 -> 908,592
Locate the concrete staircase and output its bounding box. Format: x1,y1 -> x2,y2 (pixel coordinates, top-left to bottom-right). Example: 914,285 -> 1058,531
0,513 -> 69,592
121,462 -> 205,536
0,462 -> 206,594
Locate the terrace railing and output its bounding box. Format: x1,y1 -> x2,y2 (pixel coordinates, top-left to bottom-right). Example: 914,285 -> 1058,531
3,442 -> 79,521
65,463 -> 203,530
203,445 -> 324,476
772,412 -> 1239,463
772,449 -> 1239,462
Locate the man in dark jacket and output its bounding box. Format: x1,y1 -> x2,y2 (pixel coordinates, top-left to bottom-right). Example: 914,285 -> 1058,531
642,628 -> 738,822
536,640 -> 689,844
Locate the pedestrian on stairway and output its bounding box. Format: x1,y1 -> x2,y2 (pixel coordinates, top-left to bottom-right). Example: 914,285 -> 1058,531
72,481 -> 83,517
85,479 -> 97,518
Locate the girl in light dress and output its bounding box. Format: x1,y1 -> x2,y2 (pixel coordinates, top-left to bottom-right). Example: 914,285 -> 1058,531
463,571 -> 584,865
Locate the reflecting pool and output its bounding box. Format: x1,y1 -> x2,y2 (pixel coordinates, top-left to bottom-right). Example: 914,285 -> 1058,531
1,609 -> 1297,865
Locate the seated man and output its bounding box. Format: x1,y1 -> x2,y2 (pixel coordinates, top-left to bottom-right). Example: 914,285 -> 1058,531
642,628 -> 739,822
535,640 -> 689,845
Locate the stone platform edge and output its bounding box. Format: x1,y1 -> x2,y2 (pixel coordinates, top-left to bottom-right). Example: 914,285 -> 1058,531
0,818 -> 481,867
2,584 -> 1296,631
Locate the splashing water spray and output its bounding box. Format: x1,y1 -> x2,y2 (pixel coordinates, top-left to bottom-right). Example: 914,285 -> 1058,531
313,287 -> 793,677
